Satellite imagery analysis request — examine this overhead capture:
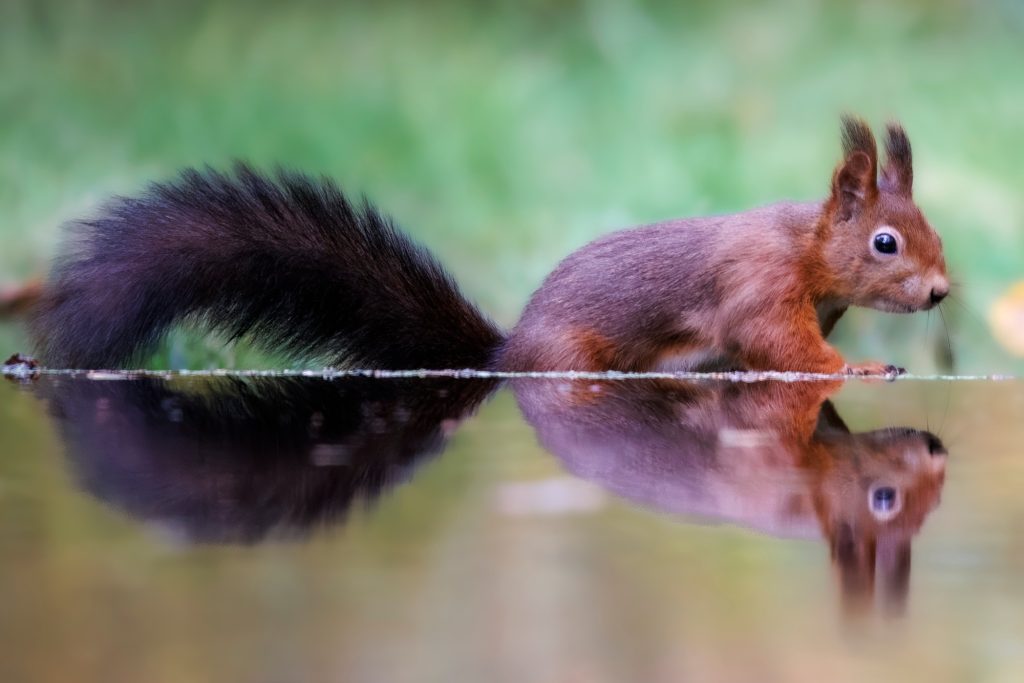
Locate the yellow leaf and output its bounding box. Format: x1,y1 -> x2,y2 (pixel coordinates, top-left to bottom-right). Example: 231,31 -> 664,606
989,282 -> 1024,356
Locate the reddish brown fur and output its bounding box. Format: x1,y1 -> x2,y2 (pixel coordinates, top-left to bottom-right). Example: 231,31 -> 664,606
542,326 -> 703,373
498,116 -> 948,375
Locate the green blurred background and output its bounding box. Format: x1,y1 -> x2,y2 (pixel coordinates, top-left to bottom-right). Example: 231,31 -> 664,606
2,0 -> 1022,372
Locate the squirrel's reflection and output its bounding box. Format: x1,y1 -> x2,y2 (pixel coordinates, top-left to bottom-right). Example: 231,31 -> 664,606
513,378 -> 947,617
36,374 -> 945,615
36,375 -> 496,543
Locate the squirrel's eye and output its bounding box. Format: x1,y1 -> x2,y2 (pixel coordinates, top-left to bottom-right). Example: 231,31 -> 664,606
867,484 -> 901,521
873,232 -> 898,255
871,486 -> 897,513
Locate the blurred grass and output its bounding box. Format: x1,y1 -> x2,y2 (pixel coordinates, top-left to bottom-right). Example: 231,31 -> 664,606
1,0 -> 1022,372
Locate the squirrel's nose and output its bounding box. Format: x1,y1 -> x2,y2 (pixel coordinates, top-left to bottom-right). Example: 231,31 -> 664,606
927,434 -> 947,456
930,286 -> 949,305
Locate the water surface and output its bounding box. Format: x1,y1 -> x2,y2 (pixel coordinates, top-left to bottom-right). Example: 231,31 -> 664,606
1,373 -> 1022,682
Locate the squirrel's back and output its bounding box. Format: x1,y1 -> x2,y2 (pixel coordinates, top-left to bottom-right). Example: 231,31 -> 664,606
496,202 -> 822,372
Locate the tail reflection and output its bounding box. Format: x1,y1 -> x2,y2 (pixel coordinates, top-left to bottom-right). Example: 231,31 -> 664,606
36,376 -> 496,543
513,379 -> 947,617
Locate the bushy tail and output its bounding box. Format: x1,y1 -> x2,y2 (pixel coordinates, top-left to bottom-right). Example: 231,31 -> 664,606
31,164 -> 504,369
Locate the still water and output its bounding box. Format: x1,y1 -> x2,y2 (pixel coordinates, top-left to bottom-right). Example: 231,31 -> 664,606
0,371 -> 1022,682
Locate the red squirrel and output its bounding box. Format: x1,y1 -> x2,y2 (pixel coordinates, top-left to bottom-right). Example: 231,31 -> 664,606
30,116 -> 947,373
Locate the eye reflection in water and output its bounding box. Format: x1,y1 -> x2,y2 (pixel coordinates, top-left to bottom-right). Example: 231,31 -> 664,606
32,374 -> 946,618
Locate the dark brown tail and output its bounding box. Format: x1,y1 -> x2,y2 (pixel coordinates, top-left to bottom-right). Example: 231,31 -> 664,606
31,164 -> 504,369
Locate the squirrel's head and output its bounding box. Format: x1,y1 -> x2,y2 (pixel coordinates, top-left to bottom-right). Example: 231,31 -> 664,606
815,426 -> 947,616
823,117 -> 948,313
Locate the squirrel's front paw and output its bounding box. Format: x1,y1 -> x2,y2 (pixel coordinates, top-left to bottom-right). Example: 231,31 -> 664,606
843,361 -> 905,381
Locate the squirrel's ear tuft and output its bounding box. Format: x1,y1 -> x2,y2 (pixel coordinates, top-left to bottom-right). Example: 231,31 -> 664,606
880,122 -> 913,197
840,115 -> 878,169
831,117 -> 878,221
